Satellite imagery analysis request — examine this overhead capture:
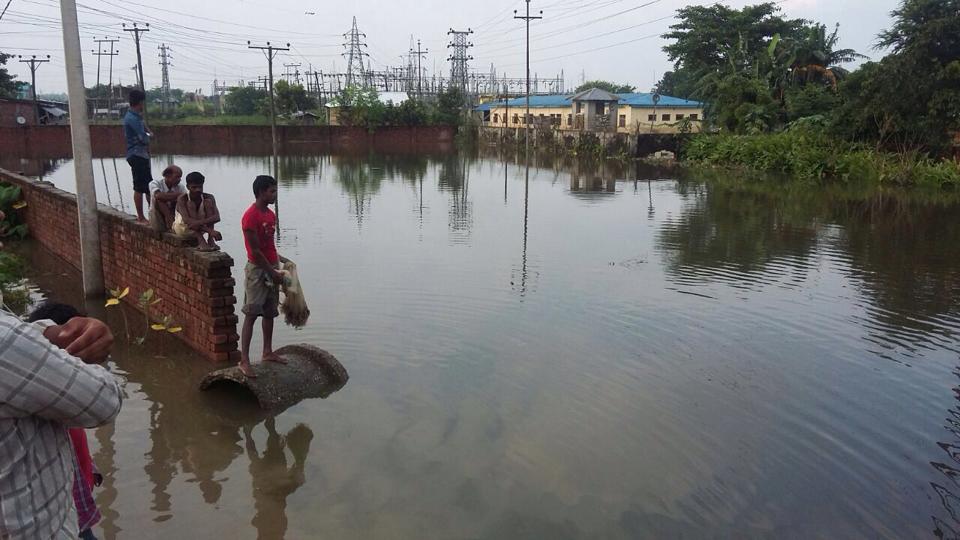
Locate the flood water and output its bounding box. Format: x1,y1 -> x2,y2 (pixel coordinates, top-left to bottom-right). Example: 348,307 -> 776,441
19,150 -> 960,539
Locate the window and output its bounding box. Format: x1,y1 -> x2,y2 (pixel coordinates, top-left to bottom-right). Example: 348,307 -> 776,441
493,113 -> 499,123
576,102 -> 582,113
648,114 -> 656,122
689,113 -> 699,121
618,114 -> 626,127
567,114 -> 573,126
676,114 -> 684,120
662,114 -> 671,121
512,114 -> 519,125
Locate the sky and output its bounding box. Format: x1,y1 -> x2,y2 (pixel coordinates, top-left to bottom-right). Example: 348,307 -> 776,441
1,0 -> 902,96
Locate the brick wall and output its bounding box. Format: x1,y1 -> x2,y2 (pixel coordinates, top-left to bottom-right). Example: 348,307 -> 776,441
0,167 -> 239,363
0,124 -> 456,158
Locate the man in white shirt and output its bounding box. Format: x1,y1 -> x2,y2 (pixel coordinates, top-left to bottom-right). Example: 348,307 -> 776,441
149,164 -> 187,232
0,312 -> 121,538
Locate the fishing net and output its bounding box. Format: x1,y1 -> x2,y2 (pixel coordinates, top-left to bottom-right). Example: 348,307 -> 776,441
279,257 -> 310,328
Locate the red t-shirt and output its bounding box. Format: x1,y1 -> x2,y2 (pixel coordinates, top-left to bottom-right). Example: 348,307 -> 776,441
241,203 -> 279,264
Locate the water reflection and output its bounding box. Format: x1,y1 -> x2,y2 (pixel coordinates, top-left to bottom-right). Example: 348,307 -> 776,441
20,151 -> 960,538
245,419 -> 312,540
438,155 -> 472,240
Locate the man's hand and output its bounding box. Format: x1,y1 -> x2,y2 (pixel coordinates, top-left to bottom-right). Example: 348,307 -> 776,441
271,269 -> 284,284
43,317 -> 114,363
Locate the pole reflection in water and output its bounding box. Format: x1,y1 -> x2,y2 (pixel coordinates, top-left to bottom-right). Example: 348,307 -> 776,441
111,157 -> 126,213
99,159 -> 113,208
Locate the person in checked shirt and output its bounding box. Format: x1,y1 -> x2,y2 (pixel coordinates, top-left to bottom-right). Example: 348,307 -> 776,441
0,309 -> 122,539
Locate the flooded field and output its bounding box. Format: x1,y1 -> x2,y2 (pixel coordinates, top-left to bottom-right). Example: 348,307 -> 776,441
21,150 -> 960,539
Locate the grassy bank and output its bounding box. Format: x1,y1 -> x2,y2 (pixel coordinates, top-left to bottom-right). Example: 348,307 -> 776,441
683,130 -> 960,188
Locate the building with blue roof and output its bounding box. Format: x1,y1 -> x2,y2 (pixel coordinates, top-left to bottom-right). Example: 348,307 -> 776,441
474,88 -> 704,134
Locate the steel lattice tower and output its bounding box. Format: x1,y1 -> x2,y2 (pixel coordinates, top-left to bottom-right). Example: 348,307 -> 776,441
446,28 -> 473,96
342,17 -> 369,87
158,43 -> 172,115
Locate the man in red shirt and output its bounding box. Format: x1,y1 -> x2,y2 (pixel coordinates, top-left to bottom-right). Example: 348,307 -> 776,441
239,175 -> 287,377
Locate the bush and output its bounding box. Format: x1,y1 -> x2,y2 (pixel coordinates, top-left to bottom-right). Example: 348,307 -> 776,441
684,131 -> 960,187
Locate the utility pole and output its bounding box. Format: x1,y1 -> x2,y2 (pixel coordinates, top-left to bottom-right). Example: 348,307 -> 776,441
283,63 -> 301,85
248,41 -> 289,179
91,37 -> 118,117
158,44 -> 172,116
59,0 -> 104,297
514,1 -> 542,153
122,23 -> 149,91
412,39 -> 428,97
17,55 -> 50,125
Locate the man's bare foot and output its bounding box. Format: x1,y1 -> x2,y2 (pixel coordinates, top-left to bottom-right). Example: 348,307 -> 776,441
263,352 -> 287,364
238,362 -> 258,377
136,217 -> 149,224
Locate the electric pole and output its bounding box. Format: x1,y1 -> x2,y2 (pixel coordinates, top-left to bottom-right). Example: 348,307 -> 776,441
122,23 -> 149,91
59,0 -> 104,297
158,44 -> 172,116
248,41 -> 289,179
515,1 -> 541,153
412,39 -> 428,97
17,55 -> 50,125
91,37 -> 118,117
283,63 -> 301,85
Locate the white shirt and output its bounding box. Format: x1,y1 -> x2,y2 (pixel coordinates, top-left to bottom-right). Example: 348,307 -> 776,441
148,178 -> 186,196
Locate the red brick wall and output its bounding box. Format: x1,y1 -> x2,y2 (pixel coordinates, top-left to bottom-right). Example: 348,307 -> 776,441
0,124 -> 456,158
0,168 -> 239,363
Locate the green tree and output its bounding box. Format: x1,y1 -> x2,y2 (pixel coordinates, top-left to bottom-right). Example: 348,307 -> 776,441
435,86 -> 464,126
333,85 -> 385,128
224,85 -> 267,115
273,80 -> 317,115
0,52 -> 19,98
654,70 -> 697,98
574,80 -> 635,94
791,23 -> 867,88
833,0 -> 960,154
662,3 -> 805,88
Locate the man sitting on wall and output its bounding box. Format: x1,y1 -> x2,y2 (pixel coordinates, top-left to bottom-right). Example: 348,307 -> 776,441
149,165 -> 186,232
174,171 -> 222,251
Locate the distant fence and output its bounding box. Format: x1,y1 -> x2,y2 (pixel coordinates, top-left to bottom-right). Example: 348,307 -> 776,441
0,124 -> 457,158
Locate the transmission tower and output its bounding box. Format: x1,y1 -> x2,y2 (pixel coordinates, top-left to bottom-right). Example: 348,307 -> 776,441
158,44 -> 172,116
342,16 -> 368,87
446,28 -> 473,98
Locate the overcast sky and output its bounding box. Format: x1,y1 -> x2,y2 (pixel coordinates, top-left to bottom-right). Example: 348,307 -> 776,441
2,0 -> 901,96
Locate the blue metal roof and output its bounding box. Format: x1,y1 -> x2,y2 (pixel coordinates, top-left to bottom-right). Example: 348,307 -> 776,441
475,92 -> 702,111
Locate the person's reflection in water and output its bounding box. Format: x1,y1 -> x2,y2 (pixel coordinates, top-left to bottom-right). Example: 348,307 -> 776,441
244,417 -> 313,540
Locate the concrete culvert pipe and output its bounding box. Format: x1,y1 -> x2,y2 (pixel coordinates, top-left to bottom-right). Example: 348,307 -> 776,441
199,344 -> 348,411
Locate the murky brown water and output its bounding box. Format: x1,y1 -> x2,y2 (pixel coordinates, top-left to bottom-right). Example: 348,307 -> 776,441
19,151 -> 960,539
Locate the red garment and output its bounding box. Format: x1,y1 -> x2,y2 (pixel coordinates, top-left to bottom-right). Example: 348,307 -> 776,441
68,428 -> 94,489
241,203 -> 278,265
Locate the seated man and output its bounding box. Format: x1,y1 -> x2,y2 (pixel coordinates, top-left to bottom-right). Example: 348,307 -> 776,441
148,165 -> 186,232
174,171 -> 222,251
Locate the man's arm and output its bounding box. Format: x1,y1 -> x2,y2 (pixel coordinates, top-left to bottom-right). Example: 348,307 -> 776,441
153,189 -> 181,203
243,228 -> 282,282
199,195 -> 221,226
133,115 -> 150,146
0,317 -> 122,428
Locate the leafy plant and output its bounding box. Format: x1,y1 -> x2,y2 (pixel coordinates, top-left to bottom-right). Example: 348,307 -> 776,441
0,184 -> 28,239
105,287 -> 181,345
